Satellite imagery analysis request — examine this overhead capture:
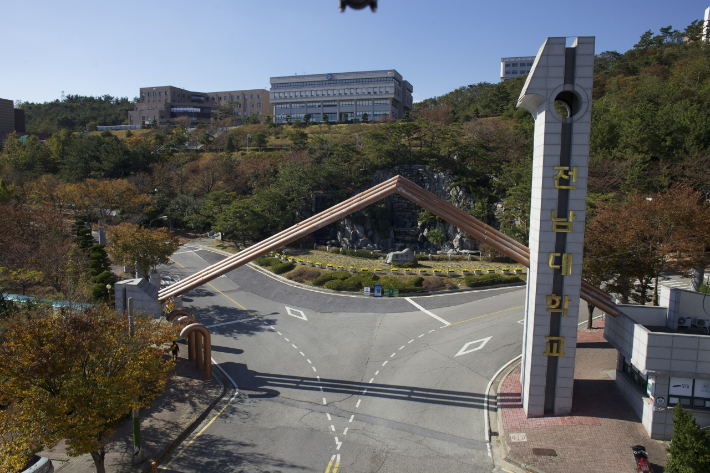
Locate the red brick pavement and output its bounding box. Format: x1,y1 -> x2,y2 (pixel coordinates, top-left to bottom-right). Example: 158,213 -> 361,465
499,316 -> 668,473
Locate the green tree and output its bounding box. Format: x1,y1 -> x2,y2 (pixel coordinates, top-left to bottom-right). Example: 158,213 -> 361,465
213,199 -> 266,247
288,129 -> 309,149
106,223 -> 180,278
224,133 -> 237,153
361,112 -> 369,123
666,404 -> 710,472
251,132 -> 267,151
86,121 -> 98,131
427,228 -> 446,246
198,132 -> 214,148
322,113 -> 329,125
0,179 -> 16,203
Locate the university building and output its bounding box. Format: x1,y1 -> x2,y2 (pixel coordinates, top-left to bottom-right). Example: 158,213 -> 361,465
127,86 -> 271,127
500,56 -> 535,82
269,70 -> 413,124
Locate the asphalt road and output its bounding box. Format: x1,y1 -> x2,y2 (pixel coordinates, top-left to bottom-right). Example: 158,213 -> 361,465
158,245 -> 541,472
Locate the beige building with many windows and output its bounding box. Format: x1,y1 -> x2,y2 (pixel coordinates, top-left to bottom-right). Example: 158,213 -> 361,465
269,70 -> 413,124
128,86 -> 271,126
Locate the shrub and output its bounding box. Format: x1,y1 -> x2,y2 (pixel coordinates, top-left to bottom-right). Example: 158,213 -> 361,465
348,271 -> 379,287
288,267 -> 321,283
313,271 -> 351,286
422,277 -> 444,291
272,261 -> 295,274
324,278 -> 362,291
400,261 -> 420,268
378,276 -> 425,292
463,274 -> 521,288
256,257 -> 280,267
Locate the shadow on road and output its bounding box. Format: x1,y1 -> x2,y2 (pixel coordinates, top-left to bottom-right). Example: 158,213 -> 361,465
221,362 -> 488,410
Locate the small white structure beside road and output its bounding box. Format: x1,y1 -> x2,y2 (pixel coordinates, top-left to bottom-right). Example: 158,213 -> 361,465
604,285 -> 710,440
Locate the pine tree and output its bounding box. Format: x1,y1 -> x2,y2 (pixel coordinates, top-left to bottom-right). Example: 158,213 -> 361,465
666,404 -> 710,472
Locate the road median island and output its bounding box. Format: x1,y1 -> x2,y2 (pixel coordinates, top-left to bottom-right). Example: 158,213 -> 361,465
255,252 -> 525,295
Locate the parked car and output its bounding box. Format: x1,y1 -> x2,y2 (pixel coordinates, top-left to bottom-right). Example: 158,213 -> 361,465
21,455 -> 54,473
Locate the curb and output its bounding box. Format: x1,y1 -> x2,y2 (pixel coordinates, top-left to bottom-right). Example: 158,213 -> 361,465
188,244 -> 526,297
491,359 -> 547,473
142,364 -> 229,472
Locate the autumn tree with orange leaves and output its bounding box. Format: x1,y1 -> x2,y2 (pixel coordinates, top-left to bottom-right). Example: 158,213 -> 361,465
584,185 -> 710,309
0,305 -> 177,473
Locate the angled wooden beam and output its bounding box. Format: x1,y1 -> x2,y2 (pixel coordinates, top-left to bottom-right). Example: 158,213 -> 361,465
159,175 -> 400,300
158,175 -> 618,317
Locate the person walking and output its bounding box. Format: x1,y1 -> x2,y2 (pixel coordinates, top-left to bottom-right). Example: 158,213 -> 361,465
170,340 -> 180,361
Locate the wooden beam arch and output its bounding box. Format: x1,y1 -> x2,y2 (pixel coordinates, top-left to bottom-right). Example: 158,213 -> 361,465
158,175 -> 618,316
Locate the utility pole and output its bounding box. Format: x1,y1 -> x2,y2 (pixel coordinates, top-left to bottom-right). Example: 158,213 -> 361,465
127,298 -> 144,464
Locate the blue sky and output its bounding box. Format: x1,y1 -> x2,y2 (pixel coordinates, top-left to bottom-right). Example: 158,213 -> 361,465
1,0 -> 707,105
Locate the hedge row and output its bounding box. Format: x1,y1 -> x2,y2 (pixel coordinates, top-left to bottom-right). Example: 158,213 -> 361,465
463,273 -> 521,287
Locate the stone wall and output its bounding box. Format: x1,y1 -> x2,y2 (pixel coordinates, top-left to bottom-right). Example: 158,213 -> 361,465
327,165 -> 487,253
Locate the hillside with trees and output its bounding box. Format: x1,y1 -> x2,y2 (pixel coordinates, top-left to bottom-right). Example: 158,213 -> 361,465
1,20 -> 709,307
18,94 -> 137,133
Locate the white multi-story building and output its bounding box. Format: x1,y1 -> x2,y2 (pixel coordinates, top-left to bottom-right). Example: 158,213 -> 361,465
269,70 -> 413,124
500,56 -> 535,82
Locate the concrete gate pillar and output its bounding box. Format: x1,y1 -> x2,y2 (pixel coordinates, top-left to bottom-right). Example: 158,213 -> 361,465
517,37 -> 595,416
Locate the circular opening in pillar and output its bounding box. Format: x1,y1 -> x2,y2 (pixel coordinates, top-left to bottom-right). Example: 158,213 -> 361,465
553,90 -> 582,120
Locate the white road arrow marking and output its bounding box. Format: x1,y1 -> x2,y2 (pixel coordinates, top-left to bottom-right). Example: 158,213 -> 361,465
285,306 -> 307,321
455,336 -> 492,357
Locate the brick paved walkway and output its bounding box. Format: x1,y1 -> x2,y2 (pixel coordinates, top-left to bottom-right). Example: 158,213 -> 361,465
500,317 -> 668,472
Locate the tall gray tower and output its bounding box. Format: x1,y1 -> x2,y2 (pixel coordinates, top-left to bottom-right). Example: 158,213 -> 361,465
517,37 -> 595,417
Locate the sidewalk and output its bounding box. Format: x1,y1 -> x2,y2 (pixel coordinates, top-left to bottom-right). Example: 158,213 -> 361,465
495,318 -> 668,472
41,344 -> 224,473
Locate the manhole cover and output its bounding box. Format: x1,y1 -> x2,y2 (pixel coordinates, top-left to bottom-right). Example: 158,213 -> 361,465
532,448 -> 557,456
